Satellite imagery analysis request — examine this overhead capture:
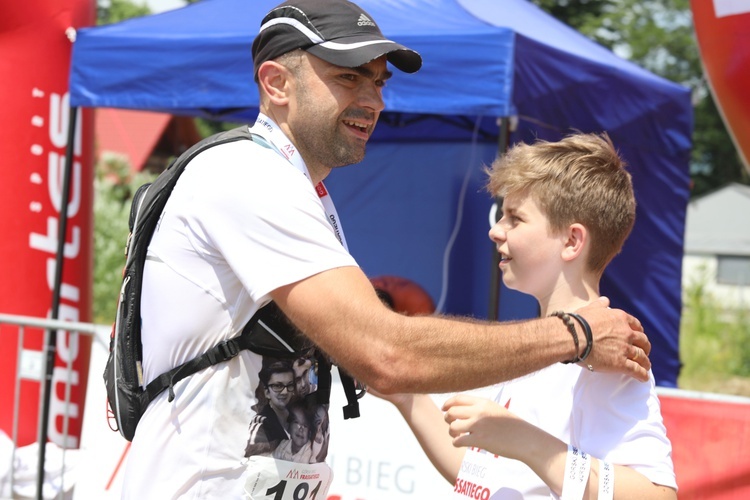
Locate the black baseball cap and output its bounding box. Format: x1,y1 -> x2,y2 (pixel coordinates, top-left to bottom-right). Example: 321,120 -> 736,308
252,0 -> 422,79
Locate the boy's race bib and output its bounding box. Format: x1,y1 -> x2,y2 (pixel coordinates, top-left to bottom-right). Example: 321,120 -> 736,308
453,447 -> 506,499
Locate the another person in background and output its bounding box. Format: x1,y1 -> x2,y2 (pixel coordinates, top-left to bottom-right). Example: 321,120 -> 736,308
311,404 -> 330,462
244,361 -> 296,458
293,357 -> 315,398
272,401 -> 316,462
376,133 -> 677,499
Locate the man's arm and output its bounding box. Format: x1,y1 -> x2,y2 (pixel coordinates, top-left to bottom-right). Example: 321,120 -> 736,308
270,266 -> 650,394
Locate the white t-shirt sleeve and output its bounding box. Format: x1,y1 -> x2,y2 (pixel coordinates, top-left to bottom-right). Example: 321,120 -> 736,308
162,140 -> 356,302
573,371 -> 677,489
141,140 -> 357,379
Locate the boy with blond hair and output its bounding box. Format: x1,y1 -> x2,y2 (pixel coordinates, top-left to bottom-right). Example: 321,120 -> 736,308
376,132 -> 677,499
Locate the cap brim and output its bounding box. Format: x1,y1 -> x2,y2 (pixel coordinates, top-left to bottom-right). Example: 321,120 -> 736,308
306,36 -> 422,73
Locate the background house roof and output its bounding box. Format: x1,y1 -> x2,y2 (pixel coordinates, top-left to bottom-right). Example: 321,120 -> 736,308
684,183 -> 750,256
95,108 -> 201,172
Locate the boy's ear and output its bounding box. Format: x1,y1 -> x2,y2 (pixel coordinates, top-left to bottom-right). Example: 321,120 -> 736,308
561,223 -> 587,262
257,61 -> 291,106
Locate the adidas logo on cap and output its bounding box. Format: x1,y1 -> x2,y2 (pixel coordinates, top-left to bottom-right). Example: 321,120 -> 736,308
357,13 -> 376,27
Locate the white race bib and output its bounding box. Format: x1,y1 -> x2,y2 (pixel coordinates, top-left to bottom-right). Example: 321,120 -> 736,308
244,456 -> 333,500
453,448 -> 506,499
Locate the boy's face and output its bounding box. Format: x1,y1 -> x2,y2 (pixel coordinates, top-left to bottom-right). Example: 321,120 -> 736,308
488,192 -> 566,300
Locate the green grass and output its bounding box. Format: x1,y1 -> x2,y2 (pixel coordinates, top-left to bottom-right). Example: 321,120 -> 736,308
677,269 -> 750,396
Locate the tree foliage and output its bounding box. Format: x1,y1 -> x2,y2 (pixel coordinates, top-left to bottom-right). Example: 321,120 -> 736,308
93,155 -> 156,323
96,0 -> 749,196
531,0 -> 749,197
97,0 -> 151,25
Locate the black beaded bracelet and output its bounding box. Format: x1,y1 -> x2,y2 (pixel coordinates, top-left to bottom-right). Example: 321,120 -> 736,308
568,312 -> 593,362
550,311 -> 580,364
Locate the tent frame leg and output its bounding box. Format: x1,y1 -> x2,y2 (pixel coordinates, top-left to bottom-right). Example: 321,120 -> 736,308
488,116 -> 511,321
35,104 -> 78,500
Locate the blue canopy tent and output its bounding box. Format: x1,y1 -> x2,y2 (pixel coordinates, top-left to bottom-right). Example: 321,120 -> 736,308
68,0 -> 692,386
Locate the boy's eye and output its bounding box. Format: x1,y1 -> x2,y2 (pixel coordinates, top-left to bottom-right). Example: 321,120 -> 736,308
500,214 -> 521,228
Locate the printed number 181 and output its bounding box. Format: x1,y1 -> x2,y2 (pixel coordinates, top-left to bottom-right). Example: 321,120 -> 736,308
266,480 -> 322,500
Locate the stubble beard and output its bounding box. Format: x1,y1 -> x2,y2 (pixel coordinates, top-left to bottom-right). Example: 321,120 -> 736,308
294,89 -> 367,169
295,117 -> 366,169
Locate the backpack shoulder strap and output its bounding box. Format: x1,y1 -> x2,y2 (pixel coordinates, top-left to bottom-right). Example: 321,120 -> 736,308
134,126 -> 362,418
143,308 -> 265,404
130,125 -> 263,254
128,126 -> 273,405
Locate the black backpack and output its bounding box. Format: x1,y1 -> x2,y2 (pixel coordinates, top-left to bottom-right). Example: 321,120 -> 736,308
104,126 -> 362,442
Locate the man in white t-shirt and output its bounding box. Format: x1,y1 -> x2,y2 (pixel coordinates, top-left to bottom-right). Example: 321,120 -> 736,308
121,1 -> 654,498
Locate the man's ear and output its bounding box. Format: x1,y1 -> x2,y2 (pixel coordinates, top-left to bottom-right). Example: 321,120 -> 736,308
257,61 -> 291,106
561,223 -> 587,262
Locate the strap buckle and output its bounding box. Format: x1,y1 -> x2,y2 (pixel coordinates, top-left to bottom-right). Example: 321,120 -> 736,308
208,338 -> 240,364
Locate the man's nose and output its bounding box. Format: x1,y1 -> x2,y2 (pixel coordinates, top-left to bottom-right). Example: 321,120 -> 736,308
359,82 -> 385,112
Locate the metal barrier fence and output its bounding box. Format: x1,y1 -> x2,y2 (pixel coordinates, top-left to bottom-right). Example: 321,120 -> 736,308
4,313 -> 749,499
0,313 -> 109,500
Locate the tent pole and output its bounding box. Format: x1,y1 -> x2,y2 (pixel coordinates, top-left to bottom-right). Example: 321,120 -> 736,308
488,116 -> 511,321
35,105 -> 78,500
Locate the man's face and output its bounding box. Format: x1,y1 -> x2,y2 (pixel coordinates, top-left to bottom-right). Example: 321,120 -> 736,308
294,359 -> 312,396
287,53 -> 391,173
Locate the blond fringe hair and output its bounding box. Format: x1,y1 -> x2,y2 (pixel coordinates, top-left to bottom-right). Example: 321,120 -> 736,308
486,132 -> 636,276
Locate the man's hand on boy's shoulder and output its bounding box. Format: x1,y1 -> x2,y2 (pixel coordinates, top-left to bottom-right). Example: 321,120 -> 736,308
576,298 -> 652,382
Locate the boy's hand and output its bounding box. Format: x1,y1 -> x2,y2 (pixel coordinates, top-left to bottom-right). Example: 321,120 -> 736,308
442,394 -> 527,460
